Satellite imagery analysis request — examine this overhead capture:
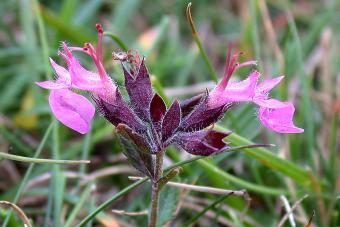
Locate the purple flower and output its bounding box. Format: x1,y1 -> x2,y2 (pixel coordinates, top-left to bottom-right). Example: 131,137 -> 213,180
36,24 -> 116,134
208,47 -> 303,134
36,24 -> 303,178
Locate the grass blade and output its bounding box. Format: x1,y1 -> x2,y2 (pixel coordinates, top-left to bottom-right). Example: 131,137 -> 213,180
215,125 -> 312,186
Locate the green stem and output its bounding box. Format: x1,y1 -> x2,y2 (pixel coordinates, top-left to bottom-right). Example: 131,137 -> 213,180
149,151 -> 164,227
149,182 -> 160,227
149,152 -> 164,227
186,3 -> 218,82
0,151 -> 90,165
103,31 -> 128,51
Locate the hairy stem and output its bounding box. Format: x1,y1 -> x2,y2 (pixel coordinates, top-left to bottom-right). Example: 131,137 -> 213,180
149,152 -> 164,227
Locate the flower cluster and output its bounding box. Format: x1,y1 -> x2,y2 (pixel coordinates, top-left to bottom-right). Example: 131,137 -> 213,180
36,24 -> 303,177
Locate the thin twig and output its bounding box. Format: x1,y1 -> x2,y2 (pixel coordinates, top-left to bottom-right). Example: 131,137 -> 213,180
24,166 -> 135,191
129,176 -> 247,196
112,209 -> 148,216
0,200 -> 32,227
278,195 -> 308,227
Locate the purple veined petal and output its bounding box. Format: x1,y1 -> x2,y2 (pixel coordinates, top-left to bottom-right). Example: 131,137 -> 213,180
254,98 -> 288,108
256,76 -> 284,95
258,103 -> 304,133
35,80 -> 70,90
50,58 -> 71,84
48,89 -> 95,134
222,70 -> 260,102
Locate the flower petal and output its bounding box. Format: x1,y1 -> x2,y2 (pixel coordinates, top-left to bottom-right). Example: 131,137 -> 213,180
68,57 -> 104,91
60,44 -> 104,92
258,103 -> 304,133
49,89 -> 95,134
254,98 -> 288,108
256,76 -> 284,95
35,80 -> 70,90
50,58 -> 71,83
223,70 -> 260,102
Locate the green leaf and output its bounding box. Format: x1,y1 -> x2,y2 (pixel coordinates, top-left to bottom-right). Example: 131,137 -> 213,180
197,159 -> 286,195
215,125 -> 313,186
116,124 -> 154,177
156,186 -> 179,227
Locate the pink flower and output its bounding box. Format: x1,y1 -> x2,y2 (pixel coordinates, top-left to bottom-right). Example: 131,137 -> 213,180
259,103 -> 304,133
208,47 -> 303,134
208,48 -> 257,108
36,24 -> 116,134
49,89 -> 95,134
253,76 -> 303,133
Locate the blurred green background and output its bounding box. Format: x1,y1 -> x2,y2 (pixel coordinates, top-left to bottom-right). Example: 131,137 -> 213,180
0,0 -> 339,226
